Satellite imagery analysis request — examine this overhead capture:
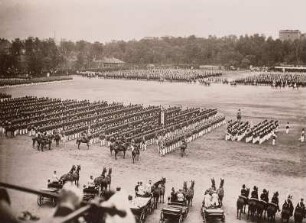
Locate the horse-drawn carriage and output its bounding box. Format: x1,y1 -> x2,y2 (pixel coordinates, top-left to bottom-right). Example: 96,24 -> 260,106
201,178 -> 225,223
160,194 -> 189,223
82,186 -> 100,202
160,181 -> 193,223
201,204 -> 225,223
130,196 -> 155,223
37,181 -> 63,207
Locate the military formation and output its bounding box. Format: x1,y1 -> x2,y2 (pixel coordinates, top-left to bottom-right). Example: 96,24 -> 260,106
234,72 -> 306,88
0,95 -> 225,155
0,76 -> 72,87
82,68 -> 223,83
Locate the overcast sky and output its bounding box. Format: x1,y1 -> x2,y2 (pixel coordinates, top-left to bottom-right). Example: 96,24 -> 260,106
0,0 -> 305,43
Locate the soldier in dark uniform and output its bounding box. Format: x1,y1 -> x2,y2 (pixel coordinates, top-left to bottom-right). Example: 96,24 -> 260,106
251,186 -> 259,199
271,192 -> 280,211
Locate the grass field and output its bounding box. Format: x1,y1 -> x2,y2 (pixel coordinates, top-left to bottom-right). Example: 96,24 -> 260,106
0,75 -> 305,223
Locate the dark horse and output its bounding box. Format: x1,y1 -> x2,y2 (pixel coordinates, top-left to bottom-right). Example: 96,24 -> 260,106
132,144 -> 140,163
281,202 -> 292,223
34,134 -> 53,151
248,198 -> 258,220
152,178 -> 166,203
267,203 -> 278,222
237,196 -> 245,220
237,189 -> 250,219
5,125 -> 16,137
110,141 -> 128,160
217,178 -> 225,206
185,180 -> 195,206
294,205 -> 305,223
76,135 -> 92,149
54,133 -> 61,147
94,168 -> 112,191
257,200 -> 268,221
59,165 -> 81,186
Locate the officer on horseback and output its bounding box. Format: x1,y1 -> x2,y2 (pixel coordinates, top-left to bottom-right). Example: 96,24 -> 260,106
283,195 -> 294,216
260,189 -> 269,203
271,192 -> 280,211
240,184 -> 249,204
241,184 -> 248,197
251,186 -> 259,199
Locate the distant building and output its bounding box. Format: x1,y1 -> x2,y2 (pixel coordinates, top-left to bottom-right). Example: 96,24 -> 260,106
91,57 -> 125,69
279,30 -> 301,41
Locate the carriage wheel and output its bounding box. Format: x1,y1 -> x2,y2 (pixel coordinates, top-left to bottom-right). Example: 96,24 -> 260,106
202,211 -> 206,223
37,195 -> 43,206
140,211 -> 146,223
178,214 -> 183,223
159,212 -> 164,223
222,214 -> 225,222
52,198 -> 57,207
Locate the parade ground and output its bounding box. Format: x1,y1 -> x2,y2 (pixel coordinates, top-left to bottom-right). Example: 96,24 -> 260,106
0,76 -> 305,223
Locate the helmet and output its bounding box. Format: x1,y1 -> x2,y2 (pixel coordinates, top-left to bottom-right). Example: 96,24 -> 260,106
253,186 -> 257,191
242,184 -> 246,188
263,189 -> 267,193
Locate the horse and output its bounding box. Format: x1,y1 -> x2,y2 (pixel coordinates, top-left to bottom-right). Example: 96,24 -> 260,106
281,205 -> 292,223
113,142 -> 128,160
267,203 -> 278,222
72,165 -> 81,186
257,200 -> 267,221
132,145 -> 140,163
153,178 -> 166,203
39,135 -> 53,151
294,206 -> 305,223
237,196 -> 245,219
94,168 -> 112,191
248,198 -> 258,220
185,180 -> 195,206
217,178 -> 225,206
5,125 -> 16,137
53,133 -> 61,147
76,135 -> 92,149
59,165 -> 76,184
152,185 -> 160,209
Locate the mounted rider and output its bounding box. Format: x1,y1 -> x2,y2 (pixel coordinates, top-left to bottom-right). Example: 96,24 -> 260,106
282,194 -> 294,216
271,192 -> 280,211
250,186 -> 259,199
295,198 -> 305,216
240,184 -> 249,203
260,189 -> 269,202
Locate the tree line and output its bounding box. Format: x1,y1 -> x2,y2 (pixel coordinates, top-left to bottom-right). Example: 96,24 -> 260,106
0,34 -> 305,77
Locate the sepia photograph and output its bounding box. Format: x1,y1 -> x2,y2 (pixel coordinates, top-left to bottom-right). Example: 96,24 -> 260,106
0,0 -> 305,223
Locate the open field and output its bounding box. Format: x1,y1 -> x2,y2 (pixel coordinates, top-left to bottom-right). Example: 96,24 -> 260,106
0,76 -> 306,223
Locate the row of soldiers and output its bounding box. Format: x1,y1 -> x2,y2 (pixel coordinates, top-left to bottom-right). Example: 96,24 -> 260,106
234,72 -> 306,87
0,96 -> 223,151
94,68 -> 222,83
0,76 -> 72,87
226,118 -> 279,144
